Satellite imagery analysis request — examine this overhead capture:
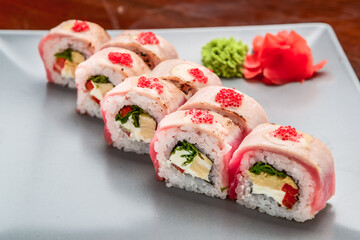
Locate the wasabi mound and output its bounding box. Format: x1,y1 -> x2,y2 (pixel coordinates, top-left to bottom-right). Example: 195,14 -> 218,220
201,37 -> 248,78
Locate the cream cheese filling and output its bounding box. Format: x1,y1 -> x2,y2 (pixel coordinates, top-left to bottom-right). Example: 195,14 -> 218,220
247,171 -> 298,207
169,149 -> 213,182
89,82 -> 114,102
116,113 -> 156,143
61,51 -> 85,79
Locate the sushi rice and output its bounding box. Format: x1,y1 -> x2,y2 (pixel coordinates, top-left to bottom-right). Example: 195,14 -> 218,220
235,151 -> 315,222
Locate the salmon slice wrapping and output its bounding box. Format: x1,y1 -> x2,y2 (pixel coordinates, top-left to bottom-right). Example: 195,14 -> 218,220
179,86 -> 269,135
147,59 -> 222,99
101,30 -> 178,69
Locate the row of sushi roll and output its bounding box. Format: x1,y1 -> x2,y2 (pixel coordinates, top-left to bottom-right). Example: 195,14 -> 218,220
38,20 -> 335,222
101,60 -> 222,153
38,19 -> 223,153
150,86 -> 269,199
150,87 -> 335,222
38,19 -> 179,104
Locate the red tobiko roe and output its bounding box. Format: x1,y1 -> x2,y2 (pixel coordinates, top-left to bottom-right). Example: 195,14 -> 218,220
71,20 -> 89,32
137,76 -> 164,94
136,32 -> 160,45
108,52 -> 133,68
185,109 -> 214,124
243,30 -> 327,85
215,88 -> 243,108
188,68 -> 208,84
271,125 -> 303,142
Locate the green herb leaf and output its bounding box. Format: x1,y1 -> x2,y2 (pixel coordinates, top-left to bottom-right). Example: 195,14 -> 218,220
171,141 -> 199,166
220,186 -> 228,192
115,105 -> 144,128
249,162 -> 287,179
55,48 -> 73,61
88,75 -> 110,84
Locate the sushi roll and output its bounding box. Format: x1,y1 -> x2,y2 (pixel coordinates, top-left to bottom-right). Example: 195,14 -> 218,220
179,86 -> 268,134
101,76 -> 186,154
228,123 -> 335,222
39,20 -> 110,88
147,59 -> 222,99
75,47 -> 150,118
150,109 -> 243,199
101,30 -> 178,69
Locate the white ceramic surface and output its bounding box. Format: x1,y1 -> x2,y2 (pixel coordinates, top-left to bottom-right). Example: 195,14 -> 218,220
0,23 -> 359,239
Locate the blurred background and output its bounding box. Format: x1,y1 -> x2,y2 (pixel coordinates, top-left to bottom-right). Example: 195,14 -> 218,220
0,0 -> 359,78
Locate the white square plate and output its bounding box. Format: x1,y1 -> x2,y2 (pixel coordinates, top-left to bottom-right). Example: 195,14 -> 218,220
0,23 -> 359,239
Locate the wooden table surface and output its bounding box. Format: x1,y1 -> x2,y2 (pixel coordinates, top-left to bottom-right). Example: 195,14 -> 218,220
0,0 -> 359,79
